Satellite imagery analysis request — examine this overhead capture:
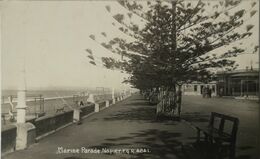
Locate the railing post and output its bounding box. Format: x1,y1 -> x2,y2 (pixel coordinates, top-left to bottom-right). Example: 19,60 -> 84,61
73,106 -> 81,124
105,100 -> 109,107
87,94 -> 100,112
16,85 -> 36,150
95,103 -> 100,112
17,90 -> 26,123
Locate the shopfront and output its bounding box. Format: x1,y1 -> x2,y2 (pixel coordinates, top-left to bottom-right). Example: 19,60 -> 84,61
216,69 -> 259,97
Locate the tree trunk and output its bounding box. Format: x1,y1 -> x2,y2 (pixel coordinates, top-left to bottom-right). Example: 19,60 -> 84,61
171,1 -> 177,55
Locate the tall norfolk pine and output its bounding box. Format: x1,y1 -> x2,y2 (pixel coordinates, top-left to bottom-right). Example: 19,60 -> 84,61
87,0 -> 258,90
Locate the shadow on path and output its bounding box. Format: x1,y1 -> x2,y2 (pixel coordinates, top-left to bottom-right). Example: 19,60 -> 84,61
102,96 -> 177,125
85,129 -> 185,159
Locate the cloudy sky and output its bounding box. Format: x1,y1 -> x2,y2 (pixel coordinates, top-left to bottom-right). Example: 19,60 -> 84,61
1,1 -> 259,90
1,1 -> 131,90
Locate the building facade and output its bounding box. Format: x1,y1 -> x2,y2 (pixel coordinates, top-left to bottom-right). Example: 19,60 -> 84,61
181,69 -> 259,97
216,69 -> 259,97
182,81 -> 217,97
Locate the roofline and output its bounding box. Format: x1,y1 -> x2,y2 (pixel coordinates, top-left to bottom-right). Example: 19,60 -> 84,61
216,68 -> 259,75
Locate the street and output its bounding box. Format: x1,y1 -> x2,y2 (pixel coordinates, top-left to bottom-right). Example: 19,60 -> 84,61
181,95 -> 259,159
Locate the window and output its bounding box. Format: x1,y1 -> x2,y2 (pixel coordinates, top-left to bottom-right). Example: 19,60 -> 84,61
194,85 -> 197,92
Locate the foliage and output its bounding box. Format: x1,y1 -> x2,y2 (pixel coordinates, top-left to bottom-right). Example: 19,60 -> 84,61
87,0 -> 258,90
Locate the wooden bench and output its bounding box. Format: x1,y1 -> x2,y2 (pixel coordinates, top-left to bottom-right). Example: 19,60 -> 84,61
196,112 -> 239,159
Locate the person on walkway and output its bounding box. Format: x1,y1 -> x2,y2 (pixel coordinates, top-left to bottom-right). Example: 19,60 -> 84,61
208,88 -> 212,98
79,101 -> 84,106
202,87 -> 207,98
206,86 -> 210,98
219,88 -> 223,97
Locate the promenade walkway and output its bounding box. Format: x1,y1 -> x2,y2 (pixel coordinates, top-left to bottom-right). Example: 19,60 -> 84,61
3,94 -> 196,159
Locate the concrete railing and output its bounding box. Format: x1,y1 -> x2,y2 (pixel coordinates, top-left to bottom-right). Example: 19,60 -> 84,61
109,99 -> 113,105
80,104 -> 95,117
98,101 -> 106,110
1,93 -> 132,156
31,103 -> 96,139
1,125 -> 17,155
34,110 -> 73,137
33,95 -> 129,138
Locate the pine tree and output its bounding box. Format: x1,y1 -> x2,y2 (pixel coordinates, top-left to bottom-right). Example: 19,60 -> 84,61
87,0 -> 258,91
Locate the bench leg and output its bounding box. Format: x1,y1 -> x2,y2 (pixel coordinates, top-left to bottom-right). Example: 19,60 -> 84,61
215,140 -> 223,159
230,143 -> 236,159
196,129 -> 201,142
204,133 -> 209,142
209,135 -> 214,144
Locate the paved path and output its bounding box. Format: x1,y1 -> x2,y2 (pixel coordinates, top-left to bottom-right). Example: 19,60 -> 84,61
3,95 -> 259,159
4,95 -> 195,159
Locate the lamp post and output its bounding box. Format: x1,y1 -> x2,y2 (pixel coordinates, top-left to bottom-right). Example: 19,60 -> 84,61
15,53 -> 37,151
16,63 -> 27,123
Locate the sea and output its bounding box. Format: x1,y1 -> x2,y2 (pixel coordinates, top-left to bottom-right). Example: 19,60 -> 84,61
2,89 -> 103,98
1,88 -> 113,102
1,89 -> 114,117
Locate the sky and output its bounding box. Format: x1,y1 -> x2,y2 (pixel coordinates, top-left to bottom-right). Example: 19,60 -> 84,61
0,0 -> 259,90
1,1 -> 131,90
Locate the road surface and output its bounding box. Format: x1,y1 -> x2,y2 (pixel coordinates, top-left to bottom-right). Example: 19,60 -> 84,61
181,95 -> 259,159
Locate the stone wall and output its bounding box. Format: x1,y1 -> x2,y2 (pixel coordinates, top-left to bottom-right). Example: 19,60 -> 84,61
109,99 -> 113,105
1,94 -> 130,156
99,101 -> 106,109
34,110 -> 73,137
1,125 -> 17,155
80,104 -> 95,117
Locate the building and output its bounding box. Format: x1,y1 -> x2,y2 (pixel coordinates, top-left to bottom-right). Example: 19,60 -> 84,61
181,69 -> 259,98
216,68 -> 259,97
182,81 -> 217,97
